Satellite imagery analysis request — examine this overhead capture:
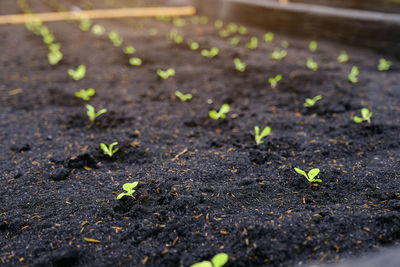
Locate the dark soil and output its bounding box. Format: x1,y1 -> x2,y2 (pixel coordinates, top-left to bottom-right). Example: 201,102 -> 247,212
1,0 -> 400,266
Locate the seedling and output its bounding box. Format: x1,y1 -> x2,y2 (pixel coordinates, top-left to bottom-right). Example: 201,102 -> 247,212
116,182 -> 138,199
254,126 -> 271,145
190,253 -> 228,267
209,104 -> 230,120
175,91 -> 192,102
337,50 -> 349,63
173,17 -> 185,27
281,41 -> 289,48
149,28 -> 158,36
173,35 -> 184,44
86,104 -> 107,122
304,95 -> 322,108
48,50 -> 63,65
230,37 -> 240,46
214,20 -> 223,29
79,18 -> 92,31
268,74 -> 282,89
306,58 -> 318,71
348,66 -> 359,83
353,108 -> 372,125
157,68 -> 176,79
75,88 -> 95,101
68,65 -> 86,81
188,40 -> 199,50
200,16 -> 209,24
201,48 -> 219,58
378,58 -> 392,71
234,58 -> 246,72
191,16 -> 200,24
167,29 -> 179,40
227,23 -> 238,34
219,29 -> 229,38
270,49 -> 287,61
238,26 -> 248,35
109,31 -> 123,47
129,57 -> 143,66
263,32 -> 274,43
124,45 -> 136,54
309,40 -> 317,52
91,24 -> 105,36
246,37 -> 258,50
294,168 -> 322,183
100,142 -> 119,157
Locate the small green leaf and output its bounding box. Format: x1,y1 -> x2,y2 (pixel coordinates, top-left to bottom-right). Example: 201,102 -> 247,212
190,261 -> 213,267
308,168 -> 320,180
209,110 -> 218,120
353,116 -> 363,123
116,193 -> 125,200
211,253 -> 229,267
294,168 -> 307,178
219,104 -> 230,114
261,126 -> 271,137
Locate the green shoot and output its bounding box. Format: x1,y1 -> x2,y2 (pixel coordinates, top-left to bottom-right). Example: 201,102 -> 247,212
100,142 -> 119,157
173,17 -> 185,27
200,16 -> 209,24
234,58 -> 246,72
294,168 -> 322,183
304,95 -> 322,108
214,20 -> 223,29
309,40 -> 317,52
79,18 -> 92,31
353,108 -> 372,124
246,37 -> 258,49
175,91 -> 192,102
174,35 -> 184,44
201,47 -> 219,58
116,182 -> 138,200
230,37 -> 240,46
68,65 -> 86,81
209,104 -> 230,120
238,26 -> 248,35
109,31 -> 123,47
91,24 -> 105,36
337,50 -> 349,63
48,50 -> 63,65
254,126 -> 271,145
227,23 -> 238,34
157,68 -> 176,79
263,32 -> 274,43
129,57 -> 143,66
188,40 -> 199,50
190,253 -> 229,267
86,104 -> 107,122
306,57 -> 318,71
378,58 -> 392,71
191,16 -> 200,24
75,88 -> 95,101
124,45 -> 136,54
281,41 -> 289,48
167,29 -> 178,40
219,29 -> 229,38
348,66 -> 359,83
268,74 -> 282,89
270,49 -> 287,61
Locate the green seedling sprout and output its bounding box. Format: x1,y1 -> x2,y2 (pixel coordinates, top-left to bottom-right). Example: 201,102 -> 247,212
173,17 -> 185,27
219,29 -> 229,38
304,95 -> 322,108
353,108 -> 372,125
209,104 -> 230,120
281,41 -> 289,48
227,23 -> 238,34
124,45 -> 136,54
157,68 -> 176,79
201,47 -> 219,58
214,20 -> 223,29
191,16 -> 200,24
173,35 -> 184,44
348,66 -> 359,83
91,24 -> 105,36
68,65 -> 86,81
230,37 -> 240,46
86,104 -> 107,122
100,142 -> 119,157
25,19 -> 43,35
234,58 -> 246,72
48,50 -> 63,65
109,31 -> 123,47
306,57 -> 318,71
116,182 -> 138,200
79,18 -> 92,31
188,40 -> 199,50
48,43 -> 61,52
200,16 -> 209,24
270,49 -> 287,61
175,91 -> 192,102
191,253 -> 229,267
75,88 -> 95,101
238,26 -> 248,35
309,40 -> 318,52
268,74 -> 282,89
129,57 -> 142,66
263,32 -> 274,43
246,37 -> 258,49
254,126 -> 271,145
378,58 -> 392,71
337,50 -> 349,63
294,168 -> 322,183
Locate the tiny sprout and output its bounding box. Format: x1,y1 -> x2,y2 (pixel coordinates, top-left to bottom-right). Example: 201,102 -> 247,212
149,28 -> 158,36
378,58 -> 392,71
48,43 -> 61,52
173,17 -> 185,27
124,45 -> 136,54
219,29 -> 229,38
281,41 -> 289,48
191,16 -> 200,24
309,40 -> 318,52
48,50 -> 63,65
109,31 -> 123,47
254,126 -> 271,145
306,57 -> 318,71
270,49 -> 287,61
238,26 -> 248,35
268,74 -> 282,89
86,104 -> 107,122
200,16 -> 209,24
263,32 -> 274,43
68,65 -> 86,81
201,47 -> 219,58
337,50 -> 349,63
75,88 -> 95,101
175,91 -> 192,102
234,58 -> 246,72
304,95 -> 322,108
116,182 -> 138,200
230,37 -> 240,46
295,168 -> 322,183
157,68 -> 176,79
214,20 -> 223,29
100,142 -> 119,157
79,18 -> 92,31
91,24 -> 105,35
188,40 -> 199,50
209,104 -> 230,120
174,35 -> 184,44
129,57 -> 142,66
191,253 -> 229,267
167,29 -> 178,40
353,108 -> 372,124
348,66 -> 359,83
246,37 -> 258,50
227,23 -> 238,34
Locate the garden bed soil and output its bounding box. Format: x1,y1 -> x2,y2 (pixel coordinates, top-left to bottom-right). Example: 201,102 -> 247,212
1,0 -> 400,266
